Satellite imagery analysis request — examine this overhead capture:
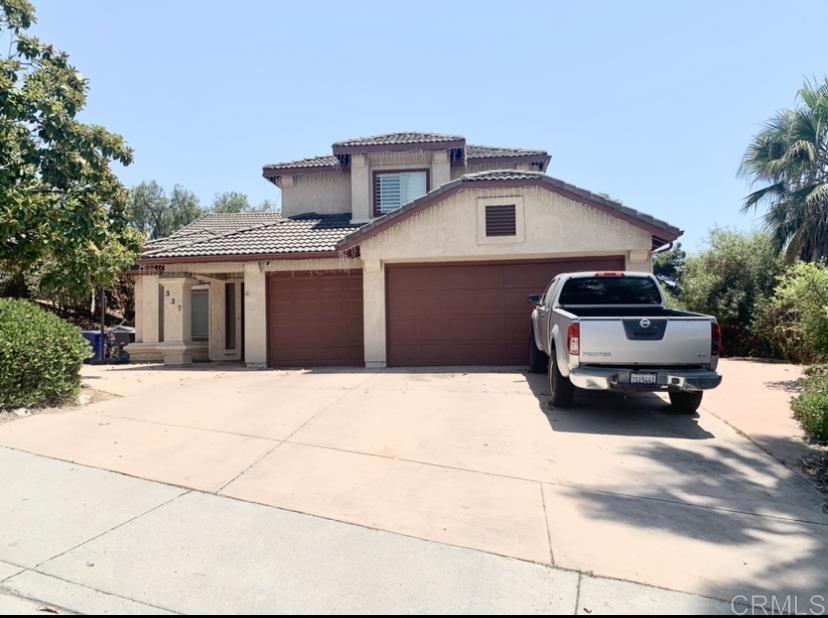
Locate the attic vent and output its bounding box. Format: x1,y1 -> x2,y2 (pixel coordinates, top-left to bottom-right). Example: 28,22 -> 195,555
485,204 -> 516,236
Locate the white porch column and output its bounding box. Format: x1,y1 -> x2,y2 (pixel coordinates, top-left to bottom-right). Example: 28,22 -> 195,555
208,280 -> 226,361
141,274 -> 160,344
363,259 -> 386,368
243,262 -> 267,368
124,274 -> 162,362
160,276 -> 195,365
133,276 -> 144,343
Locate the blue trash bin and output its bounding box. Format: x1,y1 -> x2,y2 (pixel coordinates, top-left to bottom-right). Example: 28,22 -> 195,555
81,330 -> 105,363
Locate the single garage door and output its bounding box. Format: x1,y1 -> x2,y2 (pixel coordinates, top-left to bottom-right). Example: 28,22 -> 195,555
386,257 -> 625,366
267,270 -> 364,367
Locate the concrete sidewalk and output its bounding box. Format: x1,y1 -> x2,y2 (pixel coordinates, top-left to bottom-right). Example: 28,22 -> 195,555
0,448 -> 735,615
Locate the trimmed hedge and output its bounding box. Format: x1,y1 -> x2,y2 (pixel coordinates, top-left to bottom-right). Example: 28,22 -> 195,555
793,366 -> 828,443
0,298 -> 91,410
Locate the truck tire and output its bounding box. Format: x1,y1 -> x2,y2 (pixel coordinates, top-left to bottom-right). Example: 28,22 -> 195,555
669,391 -> 703,414
529,329 -> 548,374
548,348 -> 574,407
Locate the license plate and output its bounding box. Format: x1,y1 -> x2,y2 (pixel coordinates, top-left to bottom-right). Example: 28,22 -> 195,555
630,372 -> 657,385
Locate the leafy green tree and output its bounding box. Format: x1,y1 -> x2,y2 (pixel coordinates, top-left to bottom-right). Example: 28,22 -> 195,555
129,181 -> 202,239
740,78 -> 828,262
682,228 -> 784,356
212,191 -> 251,213
210,192 -> 278,214
252,198 -> 279,213
0,0 -> 141,300
169,185 -> 203,229
129,181 -> 168,239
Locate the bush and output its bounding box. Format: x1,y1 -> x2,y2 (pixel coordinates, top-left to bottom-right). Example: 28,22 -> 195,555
0,298 -> 91,410
681,229 -> 784,357
793,365 -> 828,442
754,262 -> 828,363
773,262 -> 828,356
754,302 -> 815,363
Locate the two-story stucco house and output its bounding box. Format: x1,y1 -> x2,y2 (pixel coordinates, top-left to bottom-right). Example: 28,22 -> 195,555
126,132 -> 681,368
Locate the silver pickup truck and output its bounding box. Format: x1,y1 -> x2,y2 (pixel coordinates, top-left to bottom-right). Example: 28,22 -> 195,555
529,271 -> 722,412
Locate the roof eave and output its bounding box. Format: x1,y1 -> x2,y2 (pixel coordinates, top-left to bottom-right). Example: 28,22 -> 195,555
139,249 -> 349,266
262,164 -> 343,181
463,153 -> 551,171
332,139 -> 466,156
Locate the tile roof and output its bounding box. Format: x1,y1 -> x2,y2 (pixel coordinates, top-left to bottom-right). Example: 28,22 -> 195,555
460,169 -> 548,182
263,139 -> 550,178
142,213 -> 362,261
262,154 -> 340,171
465,145 -> 548,159
332,132 -> 465,148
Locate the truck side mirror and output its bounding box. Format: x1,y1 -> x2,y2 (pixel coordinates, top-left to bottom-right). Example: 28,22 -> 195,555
527,294 -> 541,306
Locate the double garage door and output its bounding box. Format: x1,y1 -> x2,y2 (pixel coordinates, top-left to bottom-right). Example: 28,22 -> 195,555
386,257 -> 625,366
265,257 -> 624,367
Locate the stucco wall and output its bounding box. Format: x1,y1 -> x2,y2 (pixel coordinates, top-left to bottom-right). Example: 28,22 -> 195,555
359,186 -> 653,262
358,185 -> 654,366
280,171 -> 351,217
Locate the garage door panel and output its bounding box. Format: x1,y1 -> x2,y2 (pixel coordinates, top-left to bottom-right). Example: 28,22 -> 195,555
267,270 -> 364,367
386,258 -> 625,366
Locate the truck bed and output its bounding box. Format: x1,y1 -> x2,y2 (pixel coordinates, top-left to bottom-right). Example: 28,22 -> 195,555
560,306 -> 705,318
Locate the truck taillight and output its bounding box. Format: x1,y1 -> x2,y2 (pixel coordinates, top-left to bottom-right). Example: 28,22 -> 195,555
567,323 -> 580,356
711,322 -> 722,356
595,271 -> 625,277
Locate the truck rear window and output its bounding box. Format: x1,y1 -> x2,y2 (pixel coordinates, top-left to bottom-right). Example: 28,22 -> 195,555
558,276 -> 662,305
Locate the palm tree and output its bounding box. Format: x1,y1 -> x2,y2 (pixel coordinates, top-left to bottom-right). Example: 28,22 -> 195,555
740,78 -> 828,262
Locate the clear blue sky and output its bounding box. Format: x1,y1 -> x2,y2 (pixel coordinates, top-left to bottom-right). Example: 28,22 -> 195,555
33,0 -> 828,251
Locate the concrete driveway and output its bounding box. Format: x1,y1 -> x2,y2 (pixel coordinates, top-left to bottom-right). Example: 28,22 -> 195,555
0,359 -> 825,604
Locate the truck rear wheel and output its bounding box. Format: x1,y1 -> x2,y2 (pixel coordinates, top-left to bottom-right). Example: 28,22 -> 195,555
548,349 -> 574,407
669,391 -> 703,414
529,329 -> 548,374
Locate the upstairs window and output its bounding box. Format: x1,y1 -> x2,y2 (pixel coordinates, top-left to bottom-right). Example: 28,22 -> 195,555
485,204 -> 517,236
374,170 -> 429,216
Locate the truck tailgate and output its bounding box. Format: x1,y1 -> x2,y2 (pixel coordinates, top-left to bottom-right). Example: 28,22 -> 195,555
579,318 -> 712,366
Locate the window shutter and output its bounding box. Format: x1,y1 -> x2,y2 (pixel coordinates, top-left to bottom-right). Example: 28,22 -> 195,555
485,204 -> 516,236
376,174 -> 401,214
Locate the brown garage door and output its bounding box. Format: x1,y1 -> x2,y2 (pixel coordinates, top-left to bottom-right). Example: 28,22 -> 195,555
386,257 -> 625,366
267,270 -> 364,367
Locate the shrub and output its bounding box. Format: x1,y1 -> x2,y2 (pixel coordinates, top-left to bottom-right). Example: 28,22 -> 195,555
768,262 -> 828,358
681,229 -> 784,357
793,365 -> 828,442
754,302 -> 815,363
0,298 -> 91,410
